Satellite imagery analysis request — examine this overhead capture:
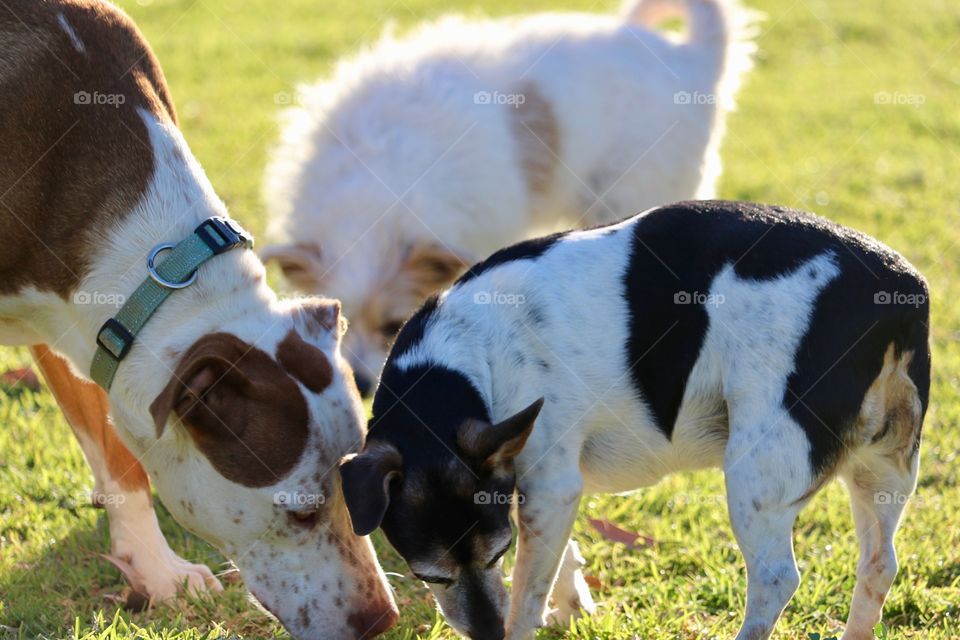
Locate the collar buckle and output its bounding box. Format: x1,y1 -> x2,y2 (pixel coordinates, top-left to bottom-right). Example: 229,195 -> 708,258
96,318 -> 135,361
196,216 -> 254,255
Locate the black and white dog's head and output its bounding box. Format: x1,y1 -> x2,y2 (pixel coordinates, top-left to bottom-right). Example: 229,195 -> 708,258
341,358 -> 541,639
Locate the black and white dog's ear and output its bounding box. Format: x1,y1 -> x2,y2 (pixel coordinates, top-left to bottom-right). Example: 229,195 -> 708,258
340,442 -> 402,536
458,398 -> 544,469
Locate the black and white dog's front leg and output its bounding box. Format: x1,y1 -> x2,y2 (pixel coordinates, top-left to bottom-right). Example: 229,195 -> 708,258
507,468 -> 583,640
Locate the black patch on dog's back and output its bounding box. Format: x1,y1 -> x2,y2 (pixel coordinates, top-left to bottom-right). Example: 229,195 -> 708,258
455,231 -> 568,285
624,200 -> 930,474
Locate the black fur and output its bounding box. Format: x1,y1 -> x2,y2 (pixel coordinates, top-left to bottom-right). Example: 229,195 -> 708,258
455,231 -> 568,285
622,201 -> 929,473
386,295 -> 439,360
369,364 -> 513,567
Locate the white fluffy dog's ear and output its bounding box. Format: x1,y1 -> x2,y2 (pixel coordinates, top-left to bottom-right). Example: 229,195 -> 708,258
260,242 -> 324,291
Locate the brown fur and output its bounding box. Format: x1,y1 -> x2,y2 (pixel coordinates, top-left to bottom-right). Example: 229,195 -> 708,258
0,0 -> 177,298
509,81 -> 560,198
855,344 -> 922,470
30,343 -> 150,493
267,242 -> 325,292
149,333 -> 310,488
359,243 -> 466,345
277,330 -> 334,393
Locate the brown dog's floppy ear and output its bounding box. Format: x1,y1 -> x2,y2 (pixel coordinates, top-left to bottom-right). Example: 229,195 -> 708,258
260,242 -> 324,290
402,242 -> 471,295
340,442 -> 402,536
457,398 -> 544,468
148,333 -> 311,487
149,352 -> 234,438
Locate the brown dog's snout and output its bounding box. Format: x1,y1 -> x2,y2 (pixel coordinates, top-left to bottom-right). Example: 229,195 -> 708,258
348,599 -> 399,638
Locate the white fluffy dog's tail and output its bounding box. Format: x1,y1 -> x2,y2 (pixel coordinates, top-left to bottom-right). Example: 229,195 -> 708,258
622,0 -> 759,106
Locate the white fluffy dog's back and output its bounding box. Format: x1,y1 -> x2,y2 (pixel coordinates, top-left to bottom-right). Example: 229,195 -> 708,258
263,0 -> 758,390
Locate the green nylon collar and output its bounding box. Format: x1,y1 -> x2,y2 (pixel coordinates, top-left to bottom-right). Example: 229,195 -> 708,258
90,216 -> 254,390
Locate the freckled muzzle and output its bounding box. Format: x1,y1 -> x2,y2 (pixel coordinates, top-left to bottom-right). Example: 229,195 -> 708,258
240,517 -> 398,639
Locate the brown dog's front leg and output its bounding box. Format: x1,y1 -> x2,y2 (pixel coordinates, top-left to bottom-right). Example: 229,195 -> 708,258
30,345 -> 222,604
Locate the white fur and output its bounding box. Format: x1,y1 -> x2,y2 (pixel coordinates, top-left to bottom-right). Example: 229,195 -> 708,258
262,0 -> 759,384
0,112 -> 394,639
391,209 -> 917,640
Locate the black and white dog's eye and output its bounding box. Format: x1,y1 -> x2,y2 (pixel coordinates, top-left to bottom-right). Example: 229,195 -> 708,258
414,573 -> 454,586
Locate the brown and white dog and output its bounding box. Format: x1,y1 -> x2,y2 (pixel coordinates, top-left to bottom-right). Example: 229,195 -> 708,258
0,1 -> 397,638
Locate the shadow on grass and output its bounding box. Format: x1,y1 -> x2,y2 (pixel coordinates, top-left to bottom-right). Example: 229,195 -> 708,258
0,504 -> 249,638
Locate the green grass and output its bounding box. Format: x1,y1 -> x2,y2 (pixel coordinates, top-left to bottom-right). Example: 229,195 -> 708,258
2,0 -> 959,638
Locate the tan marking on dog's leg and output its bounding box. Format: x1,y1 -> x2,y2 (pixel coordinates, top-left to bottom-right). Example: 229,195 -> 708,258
30,344 -> 222,603
510,81 -> 560,198
31,344 -> 148,496
841,346 -> 922,640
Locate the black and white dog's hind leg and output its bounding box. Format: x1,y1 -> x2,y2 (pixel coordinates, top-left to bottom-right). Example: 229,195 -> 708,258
839,346 -> 924,640
723,409 -> 812,640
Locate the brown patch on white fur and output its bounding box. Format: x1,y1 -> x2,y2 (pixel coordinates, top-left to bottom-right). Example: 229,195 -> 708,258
855,344 -> 922,470
277,329 -> 335,393
509,81 -> 560,198
359,243 -> 466,346
31,344 -> 150,494
294,297 -> 344,339
0,0 -> 177,298
150,333 -> 310,487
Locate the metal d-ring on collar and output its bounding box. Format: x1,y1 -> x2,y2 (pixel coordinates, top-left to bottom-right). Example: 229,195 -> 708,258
147,243 -> 198,289
90,216 -> 254,391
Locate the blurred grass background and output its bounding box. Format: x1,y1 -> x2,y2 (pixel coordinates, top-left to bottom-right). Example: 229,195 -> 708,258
1,0 -> 959,637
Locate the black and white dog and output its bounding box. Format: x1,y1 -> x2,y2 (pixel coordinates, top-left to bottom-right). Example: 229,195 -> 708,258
341,201 -> 930,640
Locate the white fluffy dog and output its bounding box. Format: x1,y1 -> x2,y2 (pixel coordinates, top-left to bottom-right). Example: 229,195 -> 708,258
263,0 -> 758,392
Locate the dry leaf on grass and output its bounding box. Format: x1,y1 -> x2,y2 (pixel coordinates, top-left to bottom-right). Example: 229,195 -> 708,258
583,574 -> 604,590
1,367 -> 40,391
588,518 -> 656,550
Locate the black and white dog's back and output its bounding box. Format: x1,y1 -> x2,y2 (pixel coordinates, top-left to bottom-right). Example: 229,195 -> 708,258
342,201 -> 930,640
